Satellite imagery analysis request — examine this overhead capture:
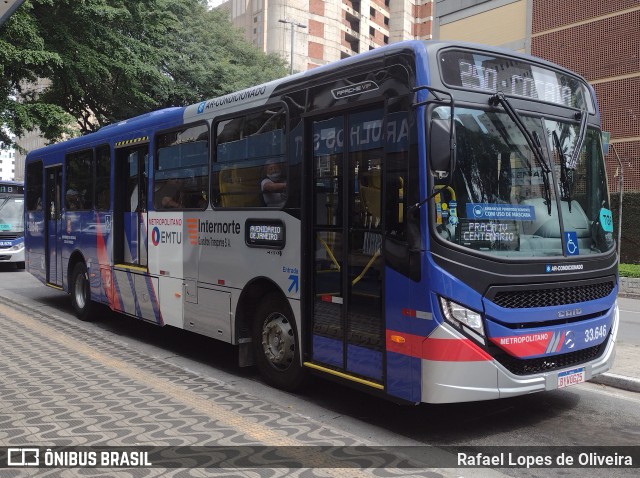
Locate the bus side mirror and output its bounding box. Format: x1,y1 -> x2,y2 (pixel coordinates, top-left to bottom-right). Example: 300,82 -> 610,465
430,118 -> 455,179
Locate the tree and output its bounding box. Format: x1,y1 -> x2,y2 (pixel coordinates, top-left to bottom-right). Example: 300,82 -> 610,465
0,1 -> 74,146
0,0 -> 287,146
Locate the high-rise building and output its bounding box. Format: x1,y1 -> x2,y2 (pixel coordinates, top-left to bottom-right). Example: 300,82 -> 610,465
216,0 -> 433,72
0,129 -> 17,181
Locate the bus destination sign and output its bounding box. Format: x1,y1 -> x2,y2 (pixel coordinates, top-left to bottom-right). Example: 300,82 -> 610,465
0,184 -> 24,194
439,50 -> 592,111
245,219 -> 285,249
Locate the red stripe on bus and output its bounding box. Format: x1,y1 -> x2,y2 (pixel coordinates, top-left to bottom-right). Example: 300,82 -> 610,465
386,330 -> 492,362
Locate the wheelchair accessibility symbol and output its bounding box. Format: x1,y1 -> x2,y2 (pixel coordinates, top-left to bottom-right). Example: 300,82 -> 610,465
565,231 -> 579,256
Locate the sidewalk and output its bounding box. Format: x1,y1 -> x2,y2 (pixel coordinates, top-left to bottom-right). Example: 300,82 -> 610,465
589,296 -> 640,393
0,293 -> 501,477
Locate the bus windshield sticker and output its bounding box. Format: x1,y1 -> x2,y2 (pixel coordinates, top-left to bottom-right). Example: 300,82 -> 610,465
599,208 -> 613,233
564,231 -> 579,256
466,203 -> 536,221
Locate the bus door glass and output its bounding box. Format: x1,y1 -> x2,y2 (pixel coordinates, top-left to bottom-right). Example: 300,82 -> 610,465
311,108 -> 385,383
45,165 -> 63,286
115,144 -> 148,267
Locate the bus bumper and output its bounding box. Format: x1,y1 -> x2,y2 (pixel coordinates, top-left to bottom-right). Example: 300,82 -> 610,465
420,304 -> 619,404
0,242 -> 25,264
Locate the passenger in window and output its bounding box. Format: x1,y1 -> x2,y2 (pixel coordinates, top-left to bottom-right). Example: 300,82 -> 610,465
159,178 -> 183,209
66,189 -> 81,210
261,159 -> 287,207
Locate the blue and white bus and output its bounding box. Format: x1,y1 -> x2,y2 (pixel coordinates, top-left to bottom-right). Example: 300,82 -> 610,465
0,180 -> 25,268
24,40 -> 618,404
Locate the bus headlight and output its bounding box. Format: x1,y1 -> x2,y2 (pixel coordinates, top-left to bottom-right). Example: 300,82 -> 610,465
439,297 -> 485,343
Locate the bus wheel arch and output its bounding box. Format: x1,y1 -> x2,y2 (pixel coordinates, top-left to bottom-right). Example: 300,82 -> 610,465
236,278 -> 306,391
68,252 -> 93,321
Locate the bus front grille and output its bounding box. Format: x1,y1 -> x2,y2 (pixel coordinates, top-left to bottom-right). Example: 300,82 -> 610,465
493,341 -> 606,376
491,281 -> 615,309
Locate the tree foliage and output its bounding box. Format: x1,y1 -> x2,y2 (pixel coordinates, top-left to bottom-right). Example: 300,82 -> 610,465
0,0 -> 287,146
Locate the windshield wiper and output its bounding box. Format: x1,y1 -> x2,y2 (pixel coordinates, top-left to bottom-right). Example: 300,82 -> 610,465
553,131 -> 574,212
553,111 -> 588,213
489,92 -> 552,215
569,111 -> 588,170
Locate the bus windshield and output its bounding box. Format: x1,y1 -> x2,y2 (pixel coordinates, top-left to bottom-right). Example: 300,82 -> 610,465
0,196 -> 25,234
432,106 -> 613,257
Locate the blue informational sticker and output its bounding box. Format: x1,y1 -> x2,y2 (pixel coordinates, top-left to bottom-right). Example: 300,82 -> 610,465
599,208 -> 614,232
466,203 -> 536,221
565,231 -> 579,256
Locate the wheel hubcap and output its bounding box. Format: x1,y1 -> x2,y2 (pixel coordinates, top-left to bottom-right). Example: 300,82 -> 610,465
74,273 -> 87,310
261,313 -> 295,370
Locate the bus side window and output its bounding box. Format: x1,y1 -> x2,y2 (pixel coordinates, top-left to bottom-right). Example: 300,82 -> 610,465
95,145 -> 111,211
213,106 -> 287,209
26,161 -> 44,212
65,149 -> 94,211
155,124 -> 209,210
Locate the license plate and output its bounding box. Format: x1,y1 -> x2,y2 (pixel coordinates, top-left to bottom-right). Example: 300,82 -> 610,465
558,367 -> 586,388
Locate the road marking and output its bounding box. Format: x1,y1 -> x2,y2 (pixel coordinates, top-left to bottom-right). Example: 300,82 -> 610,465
619,308 -> 640,315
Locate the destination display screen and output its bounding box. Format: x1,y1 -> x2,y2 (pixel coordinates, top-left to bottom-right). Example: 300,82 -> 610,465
458,218 -> 520,251
0,184 -> 24,194
439,50 -> 593,111
245,219 -> 285,249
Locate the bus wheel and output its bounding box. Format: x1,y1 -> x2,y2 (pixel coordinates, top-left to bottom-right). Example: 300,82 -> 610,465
253,294 -> 306,391
70,262 -> 93,321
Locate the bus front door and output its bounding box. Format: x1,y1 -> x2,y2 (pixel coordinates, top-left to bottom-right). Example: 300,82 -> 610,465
310,109 -> 385,386
45,165 -> 63,287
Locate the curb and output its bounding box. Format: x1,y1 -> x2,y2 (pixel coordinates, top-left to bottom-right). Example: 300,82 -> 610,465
619,276 -> 640,299
590,372 -> 640,393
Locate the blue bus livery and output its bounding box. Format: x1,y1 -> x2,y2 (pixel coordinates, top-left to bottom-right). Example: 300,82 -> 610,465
24,41 -> 618,404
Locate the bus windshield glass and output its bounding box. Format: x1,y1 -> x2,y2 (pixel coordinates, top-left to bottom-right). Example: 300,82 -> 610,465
0,196 -> 24,234
432,106 -> 613,257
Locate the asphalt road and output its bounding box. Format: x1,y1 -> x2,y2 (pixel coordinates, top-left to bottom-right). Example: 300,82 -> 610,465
0,266 -> 638,478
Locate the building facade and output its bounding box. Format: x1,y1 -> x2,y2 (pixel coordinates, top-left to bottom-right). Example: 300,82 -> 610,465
217,0 -> 433,72
434,0 -> 640,193
0,129 -> 17,181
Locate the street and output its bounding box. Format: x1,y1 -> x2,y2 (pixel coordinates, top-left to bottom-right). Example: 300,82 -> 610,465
0,266 -> 638,477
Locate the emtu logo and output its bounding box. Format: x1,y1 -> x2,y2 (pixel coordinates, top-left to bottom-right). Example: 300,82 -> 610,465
186,218 -> 198,245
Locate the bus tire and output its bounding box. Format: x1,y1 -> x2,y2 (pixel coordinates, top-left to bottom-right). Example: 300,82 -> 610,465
253,294 -> 306,391
70,262 -> 93,321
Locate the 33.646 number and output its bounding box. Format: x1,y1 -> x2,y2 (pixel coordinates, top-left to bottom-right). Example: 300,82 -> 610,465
585,325 -> 606,343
